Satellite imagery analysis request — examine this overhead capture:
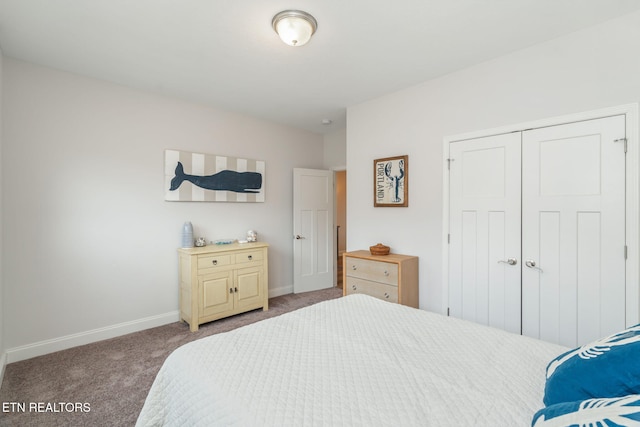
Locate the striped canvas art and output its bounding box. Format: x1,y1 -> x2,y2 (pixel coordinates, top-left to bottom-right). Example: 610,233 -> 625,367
164,150 -> 265,202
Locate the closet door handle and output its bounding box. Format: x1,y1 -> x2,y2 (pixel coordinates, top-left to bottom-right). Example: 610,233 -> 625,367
525,260 -> 543,273
498,258 -> 518,266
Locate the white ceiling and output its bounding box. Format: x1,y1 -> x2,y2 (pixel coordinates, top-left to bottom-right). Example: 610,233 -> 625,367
1,1 -> 640,134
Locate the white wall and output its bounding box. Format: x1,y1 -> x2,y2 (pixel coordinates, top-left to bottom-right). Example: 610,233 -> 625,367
347,10 -> 640,313
323,128 -> 346,169
2,58 -> 324,360
324,129 -> 347,274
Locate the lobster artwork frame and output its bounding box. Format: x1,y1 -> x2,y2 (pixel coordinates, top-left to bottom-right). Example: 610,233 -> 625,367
373,155 -> 408,207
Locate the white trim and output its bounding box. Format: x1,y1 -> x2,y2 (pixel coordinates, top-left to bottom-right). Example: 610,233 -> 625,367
0,352 -> 7,387
625,104 -> 639,327
268,284 -> 293,299
6,311 -> 180,363
441,139 -> 451,316
441,103 -> 640,326
332,167 -> 347,286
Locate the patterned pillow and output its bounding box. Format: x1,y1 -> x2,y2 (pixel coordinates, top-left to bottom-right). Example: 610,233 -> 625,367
544,324 -> 640,406
532,395 -> 640,426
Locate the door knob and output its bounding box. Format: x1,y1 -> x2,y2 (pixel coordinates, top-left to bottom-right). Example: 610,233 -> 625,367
498,258 -> 518,266
295,235 -> 306,240
525,259 -> 543,273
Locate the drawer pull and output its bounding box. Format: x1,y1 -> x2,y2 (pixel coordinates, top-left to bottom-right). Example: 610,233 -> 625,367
212,260 -> 218,265
352,285 -> 357,290
248,255 -> 253,260
352,265 -> 357,270
384,270 -> 389,276
384,292 -> 390,299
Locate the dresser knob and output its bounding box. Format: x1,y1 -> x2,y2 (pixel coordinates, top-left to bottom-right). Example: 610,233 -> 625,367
352,285 -> 357,290
229,288 -> 233,294
352,265 -> 356,270
384,270 -> 389,276
212,260 -> 218,265
384,292 -> 389,299
248,255 -> 253,260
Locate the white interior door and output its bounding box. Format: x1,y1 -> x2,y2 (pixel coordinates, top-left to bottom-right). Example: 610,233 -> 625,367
293,168 -> 334,293
448,132 -> 522,333
522,115 -> 627,347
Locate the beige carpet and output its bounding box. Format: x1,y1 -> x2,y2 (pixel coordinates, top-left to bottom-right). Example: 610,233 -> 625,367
0,287 -> 342,427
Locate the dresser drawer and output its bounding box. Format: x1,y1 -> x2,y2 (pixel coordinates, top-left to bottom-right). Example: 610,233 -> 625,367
345,257 -> 398,285
234,249 -> 264,265
197,254 -> 232,270
345,277 -> 398,303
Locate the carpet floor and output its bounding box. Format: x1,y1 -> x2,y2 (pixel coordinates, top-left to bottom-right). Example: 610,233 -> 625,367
0,287 -> 343,427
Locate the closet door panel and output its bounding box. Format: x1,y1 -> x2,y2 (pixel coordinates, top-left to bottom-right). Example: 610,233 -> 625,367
577,212 -> 602,345
448,133 -> 522,333
522,115 -> 626,347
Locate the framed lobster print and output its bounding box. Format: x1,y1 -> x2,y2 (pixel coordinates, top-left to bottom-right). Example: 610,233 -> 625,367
373,155 -> 408,207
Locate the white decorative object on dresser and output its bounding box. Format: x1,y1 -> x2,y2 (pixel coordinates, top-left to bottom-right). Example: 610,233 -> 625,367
178,242 -> 269,331
343,250 -> 418,308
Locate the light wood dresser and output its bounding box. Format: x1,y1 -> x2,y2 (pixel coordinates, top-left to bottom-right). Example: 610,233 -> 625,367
343,250 -> 418,308
178,242 -> 269,331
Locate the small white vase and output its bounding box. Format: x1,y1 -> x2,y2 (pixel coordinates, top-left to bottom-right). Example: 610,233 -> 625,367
182,222 -> 194,248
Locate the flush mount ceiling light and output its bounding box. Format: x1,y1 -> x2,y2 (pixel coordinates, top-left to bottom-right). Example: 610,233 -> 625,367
272,10 -> 317,47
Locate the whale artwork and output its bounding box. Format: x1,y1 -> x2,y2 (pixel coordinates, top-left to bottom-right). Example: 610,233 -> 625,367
170,162 -> 262,193
164,150 -> 265,202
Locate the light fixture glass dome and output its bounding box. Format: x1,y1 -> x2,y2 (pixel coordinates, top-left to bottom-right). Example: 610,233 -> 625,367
272,10 -> 317,47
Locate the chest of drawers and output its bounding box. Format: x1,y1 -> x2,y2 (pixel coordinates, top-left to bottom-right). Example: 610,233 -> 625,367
178,242 -> 269,331
343,250 -> 418,308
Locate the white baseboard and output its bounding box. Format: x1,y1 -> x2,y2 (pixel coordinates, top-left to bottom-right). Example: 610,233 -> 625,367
269,284 -> 292,299
0,352 -> 7,387
6,311 -> 180,364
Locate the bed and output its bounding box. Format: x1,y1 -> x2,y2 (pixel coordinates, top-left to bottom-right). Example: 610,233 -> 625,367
136,294 -> 575,426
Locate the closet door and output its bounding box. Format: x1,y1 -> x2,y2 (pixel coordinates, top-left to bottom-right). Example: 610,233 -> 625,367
521,115 -> 626,347
448,133 -> 522,333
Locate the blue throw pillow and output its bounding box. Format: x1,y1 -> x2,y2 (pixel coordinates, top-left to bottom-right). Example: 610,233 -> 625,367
532,395 -> 640,427
544,324 -> 640,406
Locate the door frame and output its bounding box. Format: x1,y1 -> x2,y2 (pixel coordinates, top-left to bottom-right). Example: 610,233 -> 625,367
332,166 -> 347,287
441,103 -> 640,328
293,168 -> 335,293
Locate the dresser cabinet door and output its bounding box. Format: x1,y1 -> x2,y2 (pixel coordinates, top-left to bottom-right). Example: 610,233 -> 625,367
200,271 -> 234,317
235,266 -> 264,310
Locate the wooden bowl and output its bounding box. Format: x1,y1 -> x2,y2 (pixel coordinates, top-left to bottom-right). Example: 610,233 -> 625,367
369,243 -> 390,256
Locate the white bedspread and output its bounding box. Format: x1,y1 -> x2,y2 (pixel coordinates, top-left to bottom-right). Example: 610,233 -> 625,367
137,294 -> 567,426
